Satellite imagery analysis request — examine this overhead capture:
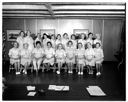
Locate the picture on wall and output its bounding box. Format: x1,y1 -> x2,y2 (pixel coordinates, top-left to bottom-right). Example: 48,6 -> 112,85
40,29 -> 55,37
73,29 -> 89,39
7,30 -> 21,41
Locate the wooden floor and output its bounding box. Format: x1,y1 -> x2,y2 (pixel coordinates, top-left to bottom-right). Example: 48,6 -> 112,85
2,61 -> 125,100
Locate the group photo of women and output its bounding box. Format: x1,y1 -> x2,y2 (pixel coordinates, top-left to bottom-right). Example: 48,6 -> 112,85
9,30 -> 104,76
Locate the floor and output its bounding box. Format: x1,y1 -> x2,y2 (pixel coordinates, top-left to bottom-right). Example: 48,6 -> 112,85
2,61 -> 125,101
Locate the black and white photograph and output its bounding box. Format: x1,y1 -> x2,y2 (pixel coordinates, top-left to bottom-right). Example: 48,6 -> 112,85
2,1 -> 126,101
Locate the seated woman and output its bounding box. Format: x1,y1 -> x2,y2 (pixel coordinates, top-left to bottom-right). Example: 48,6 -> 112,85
32,41 -> 44,73
8,41 -> 20,73
85,42 -> 95,75
43,41 -> 55,72
20,43 -> 32,74
94,42 -> 104,76
76,43 -> 85,75
55,43 -> 66,74
66,40 -> 76,74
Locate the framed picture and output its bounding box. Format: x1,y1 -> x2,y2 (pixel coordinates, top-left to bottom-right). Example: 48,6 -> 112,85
40,29 -> 55,37
7,30 -> 21,41
73,29 -> 89,39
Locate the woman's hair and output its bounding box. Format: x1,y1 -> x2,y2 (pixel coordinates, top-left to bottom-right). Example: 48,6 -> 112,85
95,42 -> 101,46
57,43 -> 64,50
51,34 -> 56,40
47,41 -> 52,47
81,33 -> 86,39
42,33 -> 48,39
71,34 -> 76,40
56,34 -> 61,39
19,31 -> 25,37
67,40 -> 73,45
63,33 -> 68,37
88,32 -> 93,37
77,42 -> 83,47
13,41 -> 19,48
36,41 -> 41,46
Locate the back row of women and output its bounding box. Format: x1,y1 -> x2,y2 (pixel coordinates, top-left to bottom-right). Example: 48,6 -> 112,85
9,30 -> 104,76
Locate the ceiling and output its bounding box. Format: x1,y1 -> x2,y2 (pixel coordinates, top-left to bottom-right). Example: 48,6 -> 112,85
2,2 -> 126,19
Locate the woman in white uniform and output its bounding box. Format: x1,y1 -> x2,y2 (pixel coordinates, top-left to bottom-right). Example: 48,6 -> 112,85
9,42 -> 20,73
86,33 -> 94,46
62,33 -> 69,50
94,42 -> 104,76
42,33 -> 50,49
24,30 -> 34,52
85,42 -> 95,75
20,43 -> 32,74
78,33 -> 86,49
43,41 -> 55,72
55,43 -> 66,74
55,34 -> 62,49
93,34 -> 102,47
76,43 -> 85,75
66,40 -> 76,74
34,33 -> 42,46
32,41 -> 44,73
16,31 -> 25,50
70,34 -> 77,49
50,34 -> 56,49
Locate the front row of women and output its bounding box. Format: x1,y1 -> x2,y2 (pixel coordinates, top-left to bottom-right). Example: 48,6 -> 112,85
9,40 -> 104,76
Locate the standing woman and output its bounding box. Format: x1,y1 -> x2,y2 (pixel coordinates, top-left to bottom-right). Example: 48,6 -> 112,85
32,41 -> 45,73
42,33 -> 50,49
66,40 -> 76,74
62,33 -> 69,50
85,42 -> 95,75
16,31 -> 25,50
86,33 -> 94,46
75,43 -> 86,75
94,42 -> 104,76
50,34 -> 56,49
93,34 -> 102,47
55,43 -> 66,74
34,33 -> 42,46
24,30 -> 34,52
70,34 -> 77,49
78,33 -> 86,49
43,41 -> 55,72
20,43 -> 32,74
55,34 -> 62,49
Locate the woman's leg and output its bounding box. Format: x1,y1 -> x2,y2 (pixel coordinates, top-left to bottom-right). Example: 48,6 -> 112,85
81,64 -> 84,75
33,59 -> 37,71
71,63 -> 73,73
78,64 -> 80,75
37,58 -> 42,71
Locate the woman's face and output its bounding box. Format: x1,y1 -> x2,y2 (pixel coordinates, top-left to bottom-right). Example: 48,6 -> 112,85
71,35 -> 75,40
47,43 -> 51,48
27,31 -> 31,36
24,43 -> 28,49
81,34 -> 85,39
44,35 -> 47,39
89,34 -> 93,39
51,35 -> 55,40
14,42 -> 18,48
36,43 -> 41,49
20,32 -> 24,37
78,44 -> 82,49
97,35 -> 100,39
96,43 -> 100,48
87,43 -> 92,49
68,42 -> 72,47
37,34 -> 41,38
57,35 -> 61,40
58,44 -> 62,49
